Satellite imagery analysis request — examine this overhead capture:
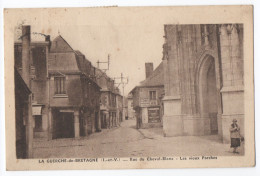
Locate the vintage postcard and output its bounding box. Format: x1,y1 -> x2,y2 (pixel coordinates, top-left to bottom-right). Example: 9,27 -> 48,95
4,6 -> 254,170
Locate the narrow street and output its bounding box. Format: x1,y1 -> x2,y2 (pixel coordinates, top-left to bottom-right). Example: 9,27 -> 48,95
33,119 -> 244,158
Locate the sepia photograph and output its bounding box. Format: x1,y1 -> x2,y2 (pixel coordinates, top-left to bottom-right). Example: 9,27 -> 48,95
4,6 -> 254,170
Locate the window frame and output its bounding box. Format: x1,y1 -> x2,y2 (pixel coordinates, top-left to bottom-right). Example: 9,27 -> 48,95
149,90 -> 157,100
54,76 -> 66,95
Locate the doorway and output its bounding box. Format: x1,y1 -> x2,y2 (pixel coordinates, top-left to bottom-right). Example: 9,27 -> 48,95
53,112 -> 74,139
199,56 -> 218,134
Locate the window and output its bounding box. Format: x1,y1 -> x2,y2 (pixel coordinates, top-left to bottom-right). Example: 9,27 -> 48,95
112,94 -> 116,106
149,91 -> 156,100
54,77 -> 66,94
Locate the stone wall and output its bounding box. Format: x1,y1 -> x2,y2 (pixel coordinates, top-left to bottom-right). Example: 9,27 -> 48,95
162,24 -> 244,143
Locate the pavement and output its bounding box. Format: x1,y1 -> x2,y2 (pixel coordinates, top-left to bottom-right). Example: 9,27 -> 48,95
32,119 -> 244,158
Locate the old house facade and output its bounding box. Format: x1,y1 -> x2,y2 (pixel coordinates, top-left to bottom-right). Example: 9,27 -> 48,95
162,24 -> 244,143
15,26 -> 102,145
48,36 -> 101,139
96,69 -> 123,129
14,26 -> 50,144
127,93 -> 135,119
131,62 -> 164,129
116,89 -> 123,124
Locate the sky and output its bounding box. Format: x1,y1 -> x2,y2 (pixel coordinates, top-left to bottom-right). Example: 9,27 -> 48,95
15,16 -> 165,96
10,6 -> 232,96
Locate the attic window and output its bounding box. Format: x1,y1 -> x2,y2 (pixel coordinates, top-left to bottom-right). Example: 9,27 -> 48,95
54,77 -> 66,94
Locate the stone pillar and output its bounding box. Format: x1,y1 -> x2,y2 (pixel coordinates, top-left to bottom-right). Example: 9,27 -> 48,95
83,112 -> 88,136
26,94 -> 33,158
91,112 -> 95,133
42,112 -> 48,131
48,108 -> 52,140
109,112 -> 112,128
105,111 -> 109,129
33,107 -> 48,140
103,112 -> 107,129
162,25 -> 183,137
97,110 -> 102,131
219,24 -> 244,143
116,108 -> 119,127
74,110 -> 80,138
114,112 -> 117,126
163,96 -> 183,136
203,25 -> 210,48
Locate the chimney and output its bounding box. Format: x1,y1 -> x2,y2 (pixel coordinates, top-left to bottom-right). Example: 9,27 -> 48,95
45,35 -> 51,50
21,25 -> 31,86
145,62 -> 153,78
45,35 -> 50,42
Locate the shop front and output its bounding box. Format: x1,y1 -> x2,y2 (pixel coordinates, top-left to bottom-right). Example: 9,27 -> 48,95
148,107 -> 161,123
51,108 -> 80,139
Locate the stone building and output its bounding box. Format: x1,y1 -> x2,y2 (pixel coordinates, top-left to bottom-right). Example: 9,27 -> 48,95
127,93 -> 135,119
15,27 -> 50,141
115,88 -> 123,124
162,24 -> 244,143
15,68 -> 33,158
48,36 -> 101,139
131,62 -> 164,129
14,26 -> 51,158
96,69 -> 123,128
14,26 -> 102,143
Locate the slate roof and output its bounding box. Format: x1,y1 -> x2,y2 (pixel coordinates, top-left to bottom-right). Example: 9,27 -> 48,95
48,36 -> 78,72
95,68 -> 119,94
50,35 -> 74,53
138,62 -> 164,87
15,68 -> 31,94
48,35 -> 100,88
48,52 -> 79,73
74,50 -> 93,76
48,36 -> 92,74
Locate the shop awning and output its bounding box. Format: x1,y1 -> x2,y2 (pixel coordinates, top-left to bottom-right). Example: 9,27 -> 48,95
32,106 -> 42,116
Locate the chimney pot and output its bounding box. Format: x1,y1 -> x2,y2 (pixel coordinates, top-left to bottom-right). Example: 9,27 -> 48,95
45,35 -> 50,42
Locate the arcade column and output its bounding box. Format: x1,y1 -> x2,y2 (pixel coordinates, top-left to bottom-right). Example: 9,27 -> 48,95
74,110 -> 80,138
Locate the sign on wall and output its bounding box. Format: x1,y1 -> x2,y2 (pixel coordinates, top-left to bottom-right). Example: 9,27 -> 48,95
150,100 -> 158,106
32,106 -> 42,116
140,98 -> 150,107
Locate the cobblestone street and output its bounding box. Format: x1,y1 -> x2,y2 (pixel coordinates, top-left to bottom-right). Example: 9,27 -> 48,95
33,119 -> 244,158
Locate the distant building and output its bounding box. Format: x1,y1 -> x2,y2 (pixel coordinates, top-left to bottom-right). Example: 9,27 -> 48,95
162,24 -> 244,143
115,88 -> 123,124
127,93 -> 135,119
123,96 -> 128,120
131,62 -> 164,129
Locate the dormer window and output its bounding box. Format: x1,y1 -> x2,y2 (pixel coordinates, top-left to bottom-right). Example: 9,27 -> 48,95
54,76 -> 66,94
